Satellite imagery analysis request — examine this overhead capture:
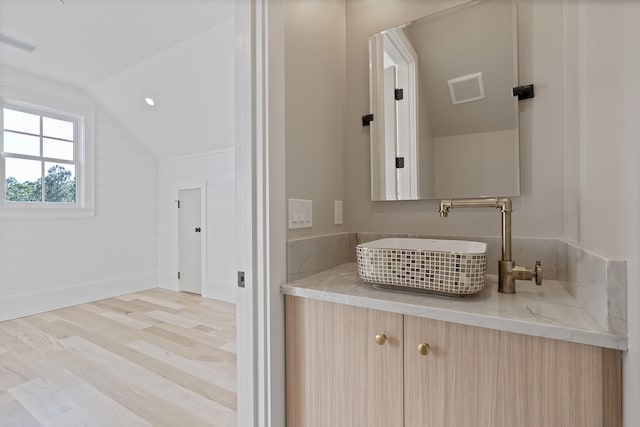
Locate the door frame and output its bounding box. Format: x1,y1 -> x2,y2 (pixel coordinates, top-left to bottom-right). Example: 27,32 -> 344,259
176,182 -> 207,295
235,0 -> 287,426
370,29 -> 419,200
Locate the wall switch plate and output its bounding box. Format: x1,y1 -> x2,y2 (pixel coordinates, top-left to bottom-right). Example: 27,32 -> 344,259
288,199 -> 313,229
334,200 -> 343,225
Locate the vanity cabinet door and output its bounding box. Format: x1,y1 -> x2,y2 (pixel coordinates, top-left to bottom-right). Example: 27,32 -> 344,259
285,297 -> 403,427
403,316 -> 622,427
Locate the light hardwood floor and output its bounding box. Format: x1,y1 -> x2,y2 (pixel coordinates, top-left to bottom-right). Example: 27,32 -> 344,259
0,289 -> 236,427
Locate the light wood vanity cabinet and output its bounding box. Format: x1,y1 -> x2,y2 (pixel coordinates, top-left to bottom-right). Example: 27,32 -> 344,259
285,296 -> 404,426
404,316 -> 621,427
285,296 -> 622,427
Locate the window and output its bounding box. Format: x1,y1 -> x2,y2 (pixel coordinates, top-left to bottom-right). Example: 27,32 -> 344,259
0,94 -> 95,217
2,106 -> 78,203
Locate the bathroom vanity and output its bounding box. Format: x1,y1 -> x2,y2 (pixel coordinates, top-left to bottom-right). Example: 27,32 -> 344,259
282,263 -> 624,427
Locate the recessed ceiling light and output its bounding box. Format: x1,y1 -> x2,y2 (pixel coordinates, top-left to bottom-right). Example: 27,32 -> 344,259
145,97 -> 155,107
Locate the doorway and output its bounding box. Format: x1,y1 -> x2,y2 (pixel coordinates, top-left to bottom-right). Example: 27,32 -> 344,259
178,188 -> 203,294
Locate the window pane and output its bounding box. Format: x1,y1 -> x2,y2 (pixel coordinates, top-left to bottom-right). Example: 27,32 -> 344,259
3,131 -> 40,156
4,158 -> 42,202
43,116 -> 74,140
44,162 -> 75,203
43,138 -> 74,161
3,108 -> 40,135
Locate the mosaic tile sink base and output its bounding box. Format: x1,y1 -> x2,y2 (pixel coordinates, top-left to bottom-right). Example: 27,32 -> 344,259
356,238 -> 488,296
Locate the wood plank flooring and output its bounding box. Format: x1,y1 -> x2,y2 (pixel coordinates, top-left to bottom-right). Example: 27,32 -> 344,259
0,289 -> 236,427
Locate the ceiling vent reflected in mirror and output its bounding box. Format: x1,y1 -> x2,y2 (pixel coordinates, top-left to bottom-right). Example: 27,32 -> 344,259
448,72 -> 485,105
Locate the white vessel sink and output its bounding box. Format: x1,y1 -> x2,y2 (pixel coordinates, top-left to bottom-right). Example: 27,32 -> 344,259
356,238 -> 488,296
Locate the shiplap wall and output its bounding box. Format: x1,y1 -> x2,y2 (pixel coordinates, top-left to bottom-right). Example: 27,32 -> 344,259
0,67 -> 158,321
158,149 -> 236,303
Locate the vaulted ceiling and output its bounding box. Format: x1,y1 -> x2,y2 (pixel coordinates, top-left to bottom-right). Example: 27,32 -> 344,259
0,0 -> 235,158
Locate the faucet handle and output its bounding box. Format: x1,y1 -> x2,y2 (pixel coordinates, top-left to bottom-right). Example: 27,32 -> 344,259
535,260 -> 543,286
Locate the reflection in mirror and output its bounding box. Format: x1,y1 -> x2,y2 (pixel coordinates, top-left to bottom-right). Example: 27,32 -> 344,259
369,0 -> 520,201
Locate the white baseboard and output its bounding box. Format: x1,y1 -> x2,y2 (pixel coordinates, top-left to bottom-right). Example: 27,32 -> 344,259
203,280 -> 236,304
158,272 -> 179,292
0,272 -> 157,322
158,277 -> 235,304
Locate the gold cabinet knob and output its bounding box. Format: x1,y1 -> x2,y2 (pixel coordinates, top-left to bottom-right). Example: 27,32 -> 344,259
417,342 -> 431,356
375,334 -> 387,345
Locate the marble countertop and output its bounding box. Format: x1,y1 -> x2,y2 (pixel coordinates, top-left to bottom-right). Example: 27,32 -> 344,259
281,263 -> 628,350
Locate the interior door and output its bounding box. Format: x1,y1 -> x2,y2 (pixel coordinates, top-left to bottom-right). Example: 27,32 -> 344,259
178,188 -> 202,294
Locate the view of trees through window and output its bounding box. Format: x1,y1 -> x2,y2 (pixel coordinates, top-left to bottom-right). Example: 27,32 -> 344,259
5,164 -> 76,203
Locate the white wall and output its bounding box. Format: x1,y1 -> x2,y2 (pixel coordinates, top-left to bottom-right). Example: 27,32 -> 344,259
158,149 -> 236,303
285,0 -> 346,238
0,66 -> 158,320
562,2 -> 640,426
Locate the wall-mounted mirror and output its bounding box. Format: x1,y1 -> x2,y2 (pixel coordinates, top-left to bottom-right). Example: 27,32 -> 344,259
368,0 -> 519,201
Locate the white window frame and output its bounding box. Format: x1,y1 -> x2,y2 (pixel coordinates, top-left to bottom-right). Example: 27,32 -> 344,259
0,90 -> 95,218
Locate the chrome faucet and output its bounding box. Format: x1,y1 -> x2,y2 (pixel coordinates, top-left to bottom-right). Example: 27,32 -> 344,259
439,197 -> 542,294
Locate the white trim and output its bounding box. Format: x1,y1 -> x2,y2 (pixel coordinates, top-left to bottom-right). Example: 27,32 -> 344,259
236,1 -> 287,425
369,29 -> 418,200
385,29 -> 419,199
235,0 -> 259,426
265,0 -> 287,423
200,181 -> 207,294
0,272 -> 156,322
